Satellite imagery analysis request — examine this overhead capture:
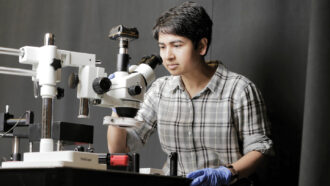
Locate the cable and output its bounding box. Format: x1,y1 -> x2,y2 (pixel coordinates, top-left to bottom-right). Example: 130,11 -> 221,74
0,111 -> 28,138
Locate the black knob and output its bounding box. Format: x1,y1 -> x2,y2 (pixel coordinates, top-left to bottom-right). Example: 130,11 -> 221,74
51,59 -> 62,70
128,86 -> 142,96
93,77 -> 111,94
56,87 -> 64,99
74,146 -> 85,152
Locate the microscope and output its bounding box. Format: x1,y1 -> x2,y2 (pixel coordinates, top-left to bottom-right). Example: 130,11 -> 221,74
0,25 -> 162,170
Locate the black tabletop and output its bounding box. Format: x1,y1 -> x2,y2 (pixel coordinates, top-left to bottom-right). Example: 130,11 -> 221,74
0,167 -> 192,186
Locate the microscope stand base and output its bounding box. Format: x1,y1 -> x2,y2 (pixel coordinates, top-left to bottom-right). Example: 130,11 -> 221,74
1,151 -> 106,171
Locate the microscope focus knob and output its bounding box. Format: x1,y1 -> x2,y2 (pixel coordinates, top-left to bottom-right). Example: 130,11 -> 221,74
93,77 -> 111,94
128,85 -> 142,96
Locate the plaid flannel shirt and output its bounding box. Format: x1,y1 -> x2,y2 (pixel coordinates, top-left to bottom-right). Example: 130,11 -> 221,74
126,62 -> 273,176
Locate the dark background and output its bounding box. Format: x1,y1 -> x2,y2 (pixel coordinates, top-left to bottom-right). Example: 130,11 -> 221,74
0,0 -> 329,186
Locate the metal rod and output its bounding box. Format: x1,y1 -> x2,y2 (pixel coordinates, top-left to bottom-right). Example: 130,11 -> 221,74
0,46 -> 23,56
33,81 -> 39,98
44,33 -> 55,46
12,136 -> 19,154
12,136 -> 21,161
78,98 -> 89,118
56,140 -> 62,151
41,98 -> 53,139
29,142 -> 33,152
0,66 -> 36,77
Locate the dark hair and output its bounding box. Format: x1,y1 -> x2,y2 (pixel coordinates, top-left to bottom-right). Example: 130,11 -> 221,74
153,1 -> 213,55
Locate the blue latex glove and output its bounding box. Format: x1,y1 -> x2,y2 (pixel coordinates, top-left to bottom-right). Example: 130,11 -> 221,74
108,73 -> 115,79
187,166 -> 232,186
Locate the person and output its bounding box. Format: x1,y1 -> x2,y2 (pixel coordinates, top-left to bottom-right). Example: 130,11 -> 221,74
107,1 -> 273,185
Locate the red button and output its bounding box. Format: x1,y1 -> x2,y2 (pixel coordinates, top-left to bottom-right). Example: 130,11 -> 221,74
110,155 -> 129,166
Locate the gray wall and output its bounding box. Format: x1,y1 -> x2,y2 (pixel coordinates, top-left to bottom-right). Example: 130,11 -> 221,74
299,0 -> 330,185
0,0 -> 318,185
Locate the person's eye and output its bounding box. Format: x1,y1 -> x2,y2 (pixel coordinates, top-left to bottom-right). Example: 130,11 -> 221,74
174,45 -> 181,48
159,45 -> 165,49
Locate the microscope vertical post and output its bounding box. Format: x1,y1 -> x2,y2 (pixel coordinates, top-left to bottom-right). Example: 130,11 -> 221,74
39,33 -> 57,152
12,136 -> 21,161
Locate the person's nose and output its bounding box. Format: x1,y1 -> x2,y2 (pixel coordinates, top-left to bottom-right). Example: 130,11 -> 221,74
164,48 -> 174,61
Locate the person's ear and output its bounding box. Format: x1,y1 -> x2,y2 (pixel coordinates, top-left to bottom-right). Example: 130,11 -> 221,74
199,38 -> 208,56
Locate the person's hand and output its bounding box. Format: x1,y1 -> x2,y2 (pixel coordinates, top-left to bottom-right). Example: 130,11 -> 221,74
187,166 -> 232,186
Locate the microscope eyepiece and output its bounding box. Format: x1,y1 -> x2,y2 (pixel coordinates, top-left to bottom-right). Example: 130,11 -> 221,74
139,55 -> 162,69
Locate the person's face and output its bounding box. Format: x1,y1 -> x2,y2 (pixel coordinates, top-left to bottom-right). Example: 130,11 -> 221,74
158,33 -> 204,76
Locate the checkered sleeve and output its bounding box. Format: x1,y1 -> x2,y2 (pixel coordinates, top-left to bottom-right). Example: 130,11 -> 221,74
126,78 -> 162,152
234,82 -> 273,155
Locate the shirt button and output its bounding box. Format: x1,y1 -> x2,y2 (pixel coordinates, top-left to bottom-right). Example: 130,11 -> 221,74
188,132 -> 192,136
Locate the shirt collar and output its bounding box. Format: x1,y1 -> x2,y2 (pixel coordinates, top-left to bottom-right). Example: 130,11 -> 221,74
168,75 -> 184,92
206,61 -> 224,93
